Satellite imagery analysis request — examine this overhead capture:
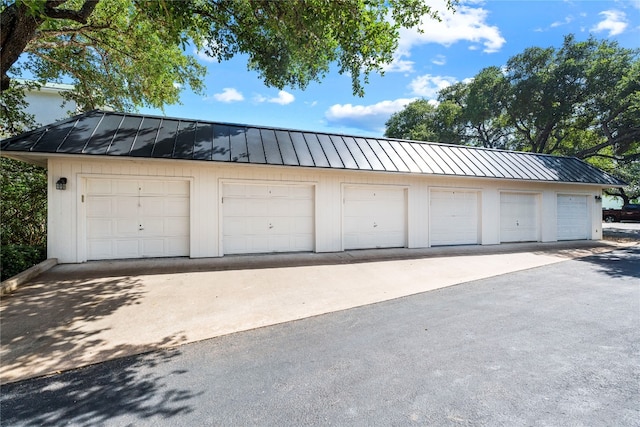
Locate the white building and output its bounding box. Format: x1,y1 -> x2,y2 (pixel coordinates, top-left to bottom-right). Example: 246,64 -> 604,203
1,110 -> 625,264
19,80 -> 78,126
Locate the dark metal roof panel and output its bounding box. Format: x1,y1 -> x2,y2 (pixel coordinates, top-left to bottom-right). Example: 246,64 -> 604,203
212,124 -> 231,162
379,140 -> 410,172
275,130 -> 298,166
173,121 -> 195,159
228,125 -> 248,163
354,137 -> 384,171
34,118 -> 77,152
289,132 -> 314,167
193,122 -> 213,160
152,119 -> 179,158
0,110 -> 625,186
396,142 -> 423,173
58,114 -> 102,154
260,129 -> 283,165
366,138 -> 397,172
317,134 -> 343,168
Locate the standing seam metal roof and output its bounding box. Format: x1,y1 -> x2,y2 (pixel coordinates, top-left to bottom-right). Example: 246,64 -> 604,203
0,110 -> 626,186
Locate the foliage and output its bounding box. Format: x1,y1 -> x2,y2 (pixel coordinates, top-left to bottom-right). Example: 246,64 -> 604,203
602,161 -> 640,206
1,0 -> 453,130
1,157 -> 48,247
0,244 -> 46,281
0,79 -> 37,136
384,34 -> 639,193
384,99 -> 439,141
0,156 -> 48,280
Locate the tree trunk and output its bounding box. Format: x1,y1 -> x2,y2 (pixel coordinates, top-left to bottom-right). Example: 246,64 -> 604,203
1,1 -> 99,91
1,3 -> 44,91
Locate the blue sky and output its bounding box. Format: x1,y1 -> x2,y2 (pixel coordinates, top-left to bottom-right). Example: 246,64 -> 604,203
141,0 -> 640,137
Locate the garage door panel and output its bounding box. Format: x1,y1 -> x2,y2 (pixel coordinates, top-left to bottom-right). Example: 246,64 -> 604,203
141,239 -> 166,257
86,179 -> 113,195
140,180 -> 168,195
87,198 -> 113,216
166,180 -> 189,196
500,193 -> 539,243
343,186 -> 406,250
293,217 -> 314,233
114,240 -> 140,258
222,183 -> 314,255
113,180 -> 139,195
165,218 -> 190,236
168,238 -> 189,255
115,219 -> 139,236
87,218 -> 113,238
430,190 -> 479,246
86,178 -> 189,260
142,218 -> 165,235
114,198 -> 138,216
87,240 -> 113,259
557,195 -> 589,240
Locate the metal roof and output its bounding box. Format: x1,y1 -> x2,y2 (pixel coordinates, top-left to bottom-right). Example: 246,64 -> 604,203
0,110 -> 625,186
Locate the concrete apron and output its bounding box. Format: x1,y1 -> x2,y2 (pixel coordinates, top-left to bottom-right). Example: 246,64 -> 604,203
1,241 -> 635,384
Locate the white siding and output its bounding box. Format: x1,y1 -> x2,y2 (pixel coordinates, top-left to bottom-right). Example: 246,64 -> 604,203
47,156 -> 604,263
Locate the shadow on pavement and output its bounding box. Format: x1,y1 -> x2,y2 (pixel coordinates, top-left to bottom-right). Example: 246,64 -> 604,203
0,348 -> 200,426
573,246 -> 640,279
0,274 -> 187,383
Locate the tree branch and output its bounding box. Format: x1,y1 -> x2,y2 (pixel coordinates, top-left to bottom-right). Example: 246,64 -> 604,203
43,0 -> 100,24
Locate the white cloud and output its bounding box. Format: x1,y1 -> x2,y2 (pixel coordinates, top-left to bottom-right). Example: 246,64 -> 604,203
409,74 -> 457,98
194,48 -> 215,63
270,90 -> 295,105
591,10 -> 628,36
211,87 -> 244,103
550,15 -> 574,28
254,90 -> 295,105
387,1 -> 505,73
383,55 -> 415,73
325,98 -> 417,133
432,54 -> 447,66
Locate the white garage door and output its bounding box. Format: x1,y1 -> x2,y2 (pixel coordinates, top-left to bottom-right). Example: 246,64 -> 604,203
557,194 -> 589,240
430,189 -> 479,246
343,186 -> 406,250
86,178 -> 190,260
222,183 -> 314,255
500,192 -> 539,243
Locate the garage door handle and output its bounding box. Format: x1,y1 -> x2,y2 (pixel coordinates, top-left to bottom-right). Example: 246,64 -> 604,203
139,225 -> 144,230
373,222 -> 378,228
269,224 -> 273,229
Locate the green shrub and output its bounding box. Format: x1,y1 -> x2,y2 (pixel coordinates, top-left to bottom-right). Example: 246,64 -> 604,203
1,245 -> 46,281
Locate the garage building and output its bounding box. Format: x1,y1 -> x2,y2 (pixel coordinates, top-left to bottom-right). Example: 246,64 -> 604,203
1,110 -> 625,263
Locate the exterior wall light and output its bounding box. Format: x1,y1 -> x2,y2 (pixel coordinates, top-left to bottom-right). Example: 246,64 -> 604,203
595,195 -> 602,202
56,177 -> 67,190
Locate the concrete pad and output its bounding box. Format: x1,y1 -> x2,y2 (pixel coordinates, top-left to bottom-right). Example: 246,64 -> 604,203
1,240 -> 636,384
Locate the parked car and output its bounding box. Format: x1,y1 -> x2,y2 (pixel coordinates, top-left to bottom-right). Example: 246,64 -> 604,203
603,204 -> 640,222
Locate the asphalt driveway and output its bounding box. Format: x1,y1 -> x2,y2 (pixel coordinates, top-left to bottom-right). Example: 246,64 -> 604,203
1,246 -> 638,426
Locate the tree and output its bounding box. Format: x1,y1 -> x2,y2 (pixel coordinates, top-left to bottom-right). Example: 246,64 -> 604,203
437,66 -> 513,149
1,0 -> 453,132
384,99 -> 439,141
385,35 -> 639,164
